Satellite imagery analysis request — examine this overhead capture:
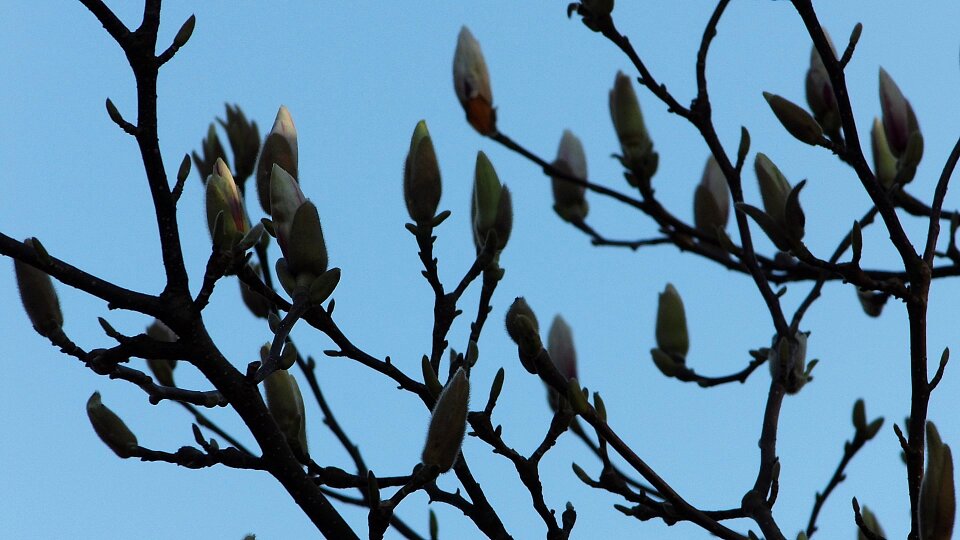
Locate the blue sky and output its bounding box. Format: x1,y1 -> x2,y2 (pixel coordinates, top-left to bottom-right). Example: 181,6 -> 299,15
2,1 -> 960,538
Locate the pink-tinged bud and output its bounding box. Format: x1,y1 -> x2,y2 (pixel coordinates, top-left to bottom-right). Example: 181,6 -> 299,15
693,156 -> 729,235
547,315 -> 578,381
403,120 -> 442,223
879,68 -> 919,159
256,105 -> 299,213
13,239 -> 63,338
421,368 -> 470,473
805,37 -> 840,137
269,164 -> 307,254
453,27 -> 496,136
551,130 -> 589,223
86,392 -> 138,458
145,320 -> 178,387
264,369 -> 309,463
609,71 -> 657,186
920,421 -> 956,540
205,158 -> 249,248
655,283 -> 688,359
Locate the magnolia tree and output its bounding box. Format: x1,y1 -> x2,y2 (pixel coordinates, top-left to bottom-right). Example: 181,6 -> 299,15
4,1 -> 959,539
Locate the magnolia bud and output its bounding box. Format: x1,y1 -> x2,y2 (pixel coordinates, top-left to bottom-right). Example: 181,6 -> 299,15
505,297 -> 542,374
609,71 -> 657,186
655,284 -> 688,359
805,38 -> 840,138
403,120 -> 442,223
86,392 -> 138,458
755,153 -> 792,227
547,315 -> 578,381
14,239 -> 63,338
858,506 -> 885,540
421,368 -> 470,473
763,92 -> 823,145
453,27 -> 495,136
870,117 -> 898,188
192,123 -> 228,182
693,156 -> 729,235
264,369 -> 308,463
256,105 -> 299,213
218,104 -> 261,183
551,130 -> 589,223
269,164 -> 307,253
920,421 -> 956,540
205,158 -> 249,248
768,332 -> 809,394
879,68 -> 920,160
650,348 -> 686,378
285,201 -> 328,280
471,152 -> 512,252
145,320 -> 178,387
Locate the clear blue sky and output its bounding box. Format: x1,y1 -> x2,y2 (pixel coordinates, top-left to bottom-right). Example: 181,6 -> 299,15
2,1 -> 960,538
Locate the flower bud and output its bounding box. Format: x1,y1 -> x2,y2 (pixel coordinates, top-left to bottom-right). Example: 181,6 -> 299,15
453,27 -> 496,135
547,315 -> 578,381
218,104 -> 261,183
285,201 -> 328,280
264,369 -> 308,463
755,153 -> 792,227
205,158 -> 249,248
870,117 -> 898,188
551,130 -> 589,223
693,156 -> 729,235
86,392 -> 138,458
145,320 -> 178,387
805,38 -> 840,138
879,68 -> 920,159
14,239 -> 63,338
609,71 -> 658,186
403,120 -> 442,223
858,506 -> 885,540
768,331 -> 809,394
505,297 -> 542,374
655,284 -> 688,359
256,105 -> 299,213
763,92 -> 823,146
471,152 -> 512,252
192,123 -> 228,182
920,421 -> 955,540
269,164 -> 307,254
421,368 -> 470,473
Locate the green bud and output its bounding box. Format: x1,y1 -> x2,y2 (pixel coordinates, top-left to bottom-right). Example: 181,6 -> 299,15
269,164 -> 307,254
14,238 -> 63,338
763,92 -> 823,145
920,421 -> 956,540
218,104 -> 261,183
257,105 -> 299,214
609,71 -> 657,185
471,152 -> 512,252
805,37 -> 840,138
693,156 -> 729,235
655,283 -> 688,358
192,123 -> 228,182
145,320 -> 178,387
285,201 -> 328,281
205,158 -> 249,248
858,505 -> 885,540
307,268 -> 340,305
870,117 -> 898,188
403,120 -> 442,223
505,297 -> 542,373
453,27 -> 496,136
264,369 -> 308,463
551,130 -> 589,223
650,348 -> 686,378
879,67 -> 920,159
421,355 -> 444,398
768,332 -> 809,394
86,392 -> 138,458
755,153 -> 792,228
421,368 -> 470,473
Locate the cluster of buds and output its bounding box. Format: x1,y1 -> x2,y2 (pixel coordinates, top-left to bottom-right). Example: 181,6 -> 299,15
192,123 -> 229,181
551,130 -> 589,223
403,120 -> 442,224
205,158 -> 251,251
257,106 -> 299,214
768,331 -> 810,394
920,421 -> 955,540
471,151 -> 512,254
505,297 -> 543,374
693,156 -> 729,238
650,284 -> 690,378
546,315 -> 578,411
14,238 -> 63,339
86,392 -> 138,458
145,320 -> 178,387
804,36 -> 841,140
219,104 -> 261,182
453,27 -> 496,136
609,72 -> 658,188
264,368 -> 309,463
875,68 -> 923,186
421,368 -> 470,473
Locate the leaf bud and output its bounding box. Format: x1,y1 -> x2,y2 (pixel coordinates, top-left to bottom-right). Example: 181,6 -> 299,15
763,92 -> 823,145
264,369 -> 309,463
145,320 -> 178,387
768,331 -> 809,394
879,68 -> 920,159
453,27 -> 496,136
609,71 -> 658,186
551,130 -> 589,223
403,120 -> 442,224
86,392 -> 138,458
655,283 -> 688,359
421,368 -> 470,473
505,297 -> 542,373
256,105 -> 299,213
205,158 -> 250,249
693,156 -> 730,235
14,239 -> 63,338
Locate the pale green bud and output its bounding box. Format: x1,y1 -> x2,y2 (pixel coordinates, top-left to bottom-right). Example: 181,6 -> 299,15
506,297 -> 542,374
755,153 -> 792,227
694,156 -> 729,235
655,283 -> 688,359
145,320 -> 178,387
205,158 -> 249,248
403,120 -> 442,223
264,369 -> 308,463
609,71 -> 657,185
257,105 -> 299,213
870,118 -> 898,188
763,92 -> 823,145
879,68 -> 920,159
421,368 -> 470,473
920,421 -> 955,540
14,238 -> 63,338
551,130 -> 589,223
453,27 -> 495,135
269,164 -> 307,253
86,392 -> 138,458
